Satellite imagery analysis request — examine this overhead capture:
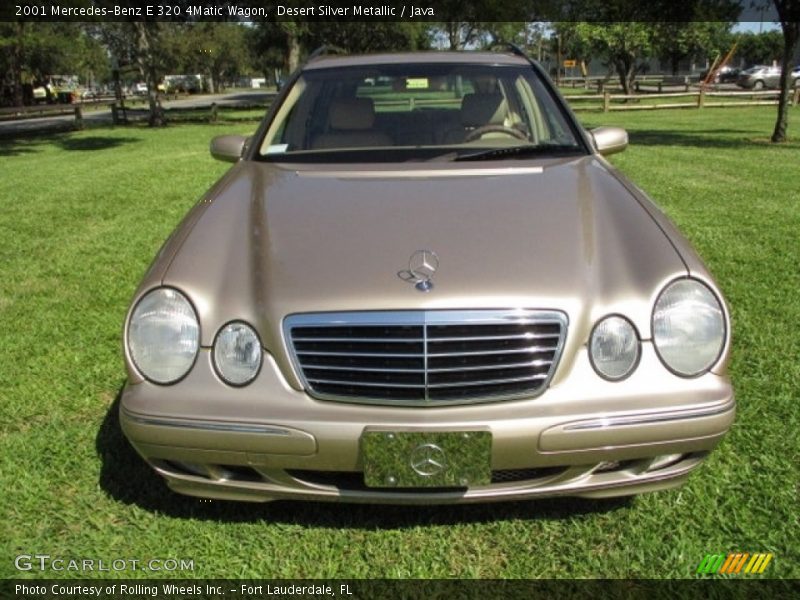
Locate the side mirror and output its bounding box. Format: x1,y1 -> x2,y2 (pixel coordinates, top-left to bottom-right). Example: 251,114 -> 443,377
210,135 -> 248,162
590,127 -> 628,156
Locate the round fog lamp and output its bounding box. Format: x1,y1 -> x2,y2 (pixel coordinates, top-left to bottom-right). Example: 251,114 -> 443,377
213,322 -> 262,386
589,315 -> 640,381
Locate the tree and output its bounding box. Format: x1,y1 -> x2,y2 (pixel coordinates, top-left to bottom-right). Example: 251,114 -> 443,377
430,1 -> 544,50
557,22 -> 654,95
281,22 -> 306,75
771,0 -> 800,142
247,22 -> 306,82
479,22 -> 545,53
133,22 -> 167,126
0,22 -> 106,106
95,22 -> 180,126
182,23 -> 250,93
246,23 -> 286,85
552,22 -> 593,69
555,0 -> 740,93
249,21 -> 431,87
0,22 -> 31,106
735,30 -> 785,66
437,22 -> 486,50
654,22 -> 734,75
302,22 -> 430,54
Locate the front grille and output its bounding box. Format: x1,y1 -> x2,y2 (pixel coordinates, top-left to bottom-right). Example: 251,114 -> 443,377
284,310 -> 567,406
286,467 -> 567,490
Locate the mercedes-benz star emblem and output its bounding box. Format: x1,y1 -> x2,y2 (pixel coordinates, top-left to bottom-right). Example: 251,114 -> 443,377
410,443 -> 447,477
398,250 -> 439,292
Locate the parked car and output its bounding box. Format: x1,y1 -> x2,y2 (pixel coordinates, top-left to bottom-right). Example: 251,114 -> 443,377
702,65 -> 739,84
120,50 -> 734,504
736,65 -> 782,89
31,85 -> 48,102
80,87 -> 101,100
131,82 -> 148,96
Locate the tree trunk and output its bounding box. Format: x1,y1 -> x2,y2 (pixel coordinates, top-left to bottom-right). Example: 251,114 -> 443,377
286,30 -> 301,74
134,22 -> 165,127
146,60 -> 164,127
671,55 -> 680,76
771,19 -> 799,142
11,22 -> 25,106
146,86 -> 164,126
448,23 -> 460,50
615,56 -> 635,96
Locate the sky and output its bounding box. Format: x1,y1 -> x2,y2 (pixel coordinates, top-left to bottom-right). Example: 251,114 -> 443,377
733,21 -> 781,34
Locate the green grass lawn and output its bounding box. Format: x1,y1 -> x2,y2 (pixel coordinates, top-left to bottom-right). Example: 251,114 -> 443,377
1,107 -> 798,579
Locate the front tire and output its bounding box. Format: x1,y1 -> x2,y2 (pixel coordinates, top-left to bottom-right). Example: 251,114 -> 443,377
753,80 -> 764,90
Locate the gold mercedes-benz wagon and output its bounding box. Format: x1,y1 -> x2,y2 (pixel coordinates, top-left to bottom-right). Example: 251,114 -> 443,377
120,49 -> 734,504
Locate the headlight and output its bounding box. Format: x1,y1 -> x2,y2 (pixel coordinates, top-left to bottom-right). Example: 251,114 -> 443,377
653,279 -> 725,377
213,322 -> 262,386
127,288 -> 199,384
589,315 -> 640,380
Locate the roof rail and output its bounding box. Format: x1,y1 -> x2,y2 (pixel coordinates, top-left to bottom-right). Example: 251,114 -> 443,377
307,45 -> 347,61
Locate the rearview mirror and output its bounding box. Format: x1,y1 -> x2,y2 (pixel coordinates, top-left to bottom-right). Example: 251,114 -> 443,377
210,135 -> 248,162
590,127 -> 628,156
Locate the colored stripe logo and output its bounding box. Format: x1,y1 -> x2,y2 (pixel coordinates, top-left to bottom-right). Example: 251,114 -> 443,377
697,553 -> 773,574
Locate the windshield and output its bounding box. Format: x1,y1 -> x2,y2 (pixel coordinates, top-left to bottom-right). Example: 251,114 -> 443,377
257,62 -> 585,162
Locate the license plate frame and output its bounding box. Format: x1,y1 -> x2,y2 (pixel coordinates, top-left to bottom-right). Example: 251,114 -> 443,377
361,430 -> 491,488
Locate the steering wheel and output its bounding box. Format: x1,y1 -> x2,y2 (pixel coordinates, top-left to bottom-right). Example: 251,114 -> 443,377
464,125 -> 528,143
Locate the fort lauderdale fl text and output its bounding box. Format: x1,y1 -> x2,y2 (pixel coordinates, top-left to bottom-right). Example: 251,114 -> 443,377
36,4 -> 435,19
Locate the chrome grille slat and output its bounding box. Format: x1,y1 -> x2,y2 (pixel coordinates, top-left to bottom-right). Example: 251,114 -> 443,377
297,351 -> 423,358
427,373 -> 548,388
290,336 -> 425,343
427,333 -> 561,342
307,378 -> 426,389
427,359 -> 553,373
426,346 -> 557,357
285,310 -> 567,406
302,364 -> 425,373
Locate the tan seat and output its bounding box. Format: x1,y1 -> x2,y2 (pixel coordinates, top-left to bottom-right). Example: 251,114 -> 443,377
312,98 -> 393,149
441,93 -> 509,144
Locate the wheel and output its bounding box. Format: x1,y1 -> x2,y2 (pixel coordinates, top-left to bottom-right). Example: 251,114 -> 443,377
464,125 -> 528,142
753,80 -> 764,90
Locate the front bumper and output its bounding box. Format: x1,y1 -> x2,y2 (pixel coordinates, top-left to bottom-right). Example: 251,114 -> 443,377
120,344 -> 735,504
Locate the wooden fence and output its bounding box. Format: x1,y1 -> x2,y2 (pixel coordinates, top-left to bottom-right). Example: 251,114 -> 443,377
559,75 -> 701,93
2,88 -> 798,133
566,88 -> 800,112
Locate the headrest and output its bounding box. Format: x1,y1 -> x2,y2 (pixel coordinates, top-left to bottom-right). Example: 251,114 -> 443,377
329,98 -> 376,130
460,93 -> 508,127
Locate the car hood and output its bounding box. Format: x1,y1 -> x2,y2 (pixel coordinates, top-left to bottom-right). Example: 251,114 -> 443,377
156,157 -> 688,385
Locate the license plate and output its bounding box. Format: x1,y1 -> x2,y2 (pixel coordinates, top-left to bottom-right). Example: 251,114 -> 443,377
361,430 -> 491,488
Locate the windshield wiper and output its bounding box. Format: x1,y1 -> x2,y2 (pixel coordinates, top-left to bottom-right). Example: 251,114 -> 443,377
454,143 -> 582,162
